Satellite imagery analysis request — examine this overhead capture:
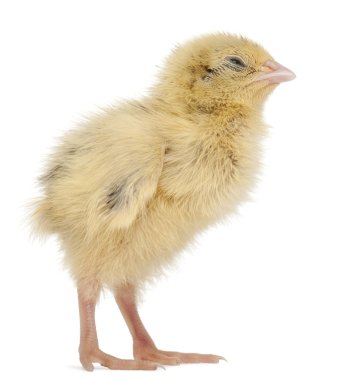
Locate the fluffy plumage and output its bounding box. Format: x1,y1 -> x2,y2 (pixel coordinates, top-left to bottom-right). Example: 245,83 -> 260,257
30,33 -> 294,370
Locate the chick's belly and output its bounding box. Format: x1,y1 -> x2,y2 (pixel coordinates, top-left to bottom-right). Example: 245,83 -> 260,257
101,201 -> 201,287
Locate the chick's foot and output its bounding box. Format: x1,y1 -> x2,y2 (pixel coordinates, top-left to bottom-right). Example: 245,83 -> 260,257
115,284 -> 225,366
134,343 -> 225,365
159,350 -> 225,364
79,346 -> 159,371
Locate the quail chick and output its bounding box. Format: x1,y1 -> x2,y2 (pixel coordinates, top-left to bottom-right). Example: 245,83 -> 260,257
31,33 -> 295,371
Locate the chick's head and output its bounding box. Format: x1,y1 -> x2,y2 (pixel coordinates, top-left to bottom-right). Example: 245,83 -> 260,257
156,33 -> 295,112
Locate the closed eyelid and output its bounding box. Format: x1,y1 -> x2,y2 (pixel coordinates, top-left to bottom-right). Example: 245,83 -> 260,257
224,56 -> 247,67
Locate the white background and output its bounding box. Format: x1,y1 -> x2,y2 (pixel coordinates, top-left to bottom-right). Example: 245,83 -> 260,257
1,1 -> 341,379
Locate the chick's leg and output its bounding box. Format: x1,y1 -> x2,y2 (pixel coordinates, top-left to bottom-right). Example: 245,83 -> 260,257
77,279 -> 157,371
114,284 -> 224,365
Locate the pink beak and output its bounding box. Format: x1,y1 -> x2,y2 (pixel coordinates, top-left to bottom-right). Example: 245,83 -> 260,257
256,60 -> 296,84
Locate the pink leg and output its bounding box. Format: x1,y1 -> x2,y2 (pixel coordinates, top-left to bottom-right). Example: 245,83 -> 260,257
114,284 -> 225,365
77,279 -> 158,371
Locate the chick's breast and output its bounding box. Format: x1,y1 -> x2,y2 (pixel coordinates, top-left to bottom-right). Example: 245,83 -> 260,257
158,119 -> 262,223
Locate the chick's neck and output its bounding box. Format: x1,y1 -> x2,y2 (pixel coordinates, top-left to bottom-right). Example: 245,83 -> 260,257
151,94 -> 262,134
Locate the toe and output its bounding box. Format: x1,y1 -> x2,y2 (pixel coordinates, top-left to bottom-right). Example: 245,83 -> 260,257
160,351 -> 225,364
135,351 -> 180,366
80,359 -> 94,372
80,348 -> 159,371
97,352 -> 158,371
104,358 -> 159,371
149,353 -> 180,366
79,351 -> 95,371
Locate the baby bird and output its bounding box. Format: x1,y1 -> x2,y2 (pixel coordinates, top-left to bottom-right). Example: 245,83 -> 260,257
31,33 -> 295,371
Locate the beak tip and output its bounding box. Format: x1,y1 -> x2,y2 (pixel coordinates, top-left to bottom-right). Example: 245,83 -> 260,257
257,60 -> 296,84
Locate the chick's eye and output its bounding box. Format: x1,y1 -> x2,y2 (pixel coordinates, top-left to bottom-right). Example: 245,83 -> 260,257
225,56 -> 247,70
229,58 -> 243,66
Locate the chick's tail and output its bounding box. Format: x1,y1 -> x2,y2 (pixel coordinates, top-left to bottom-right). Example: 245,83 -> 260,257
27,197 -> 56,241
